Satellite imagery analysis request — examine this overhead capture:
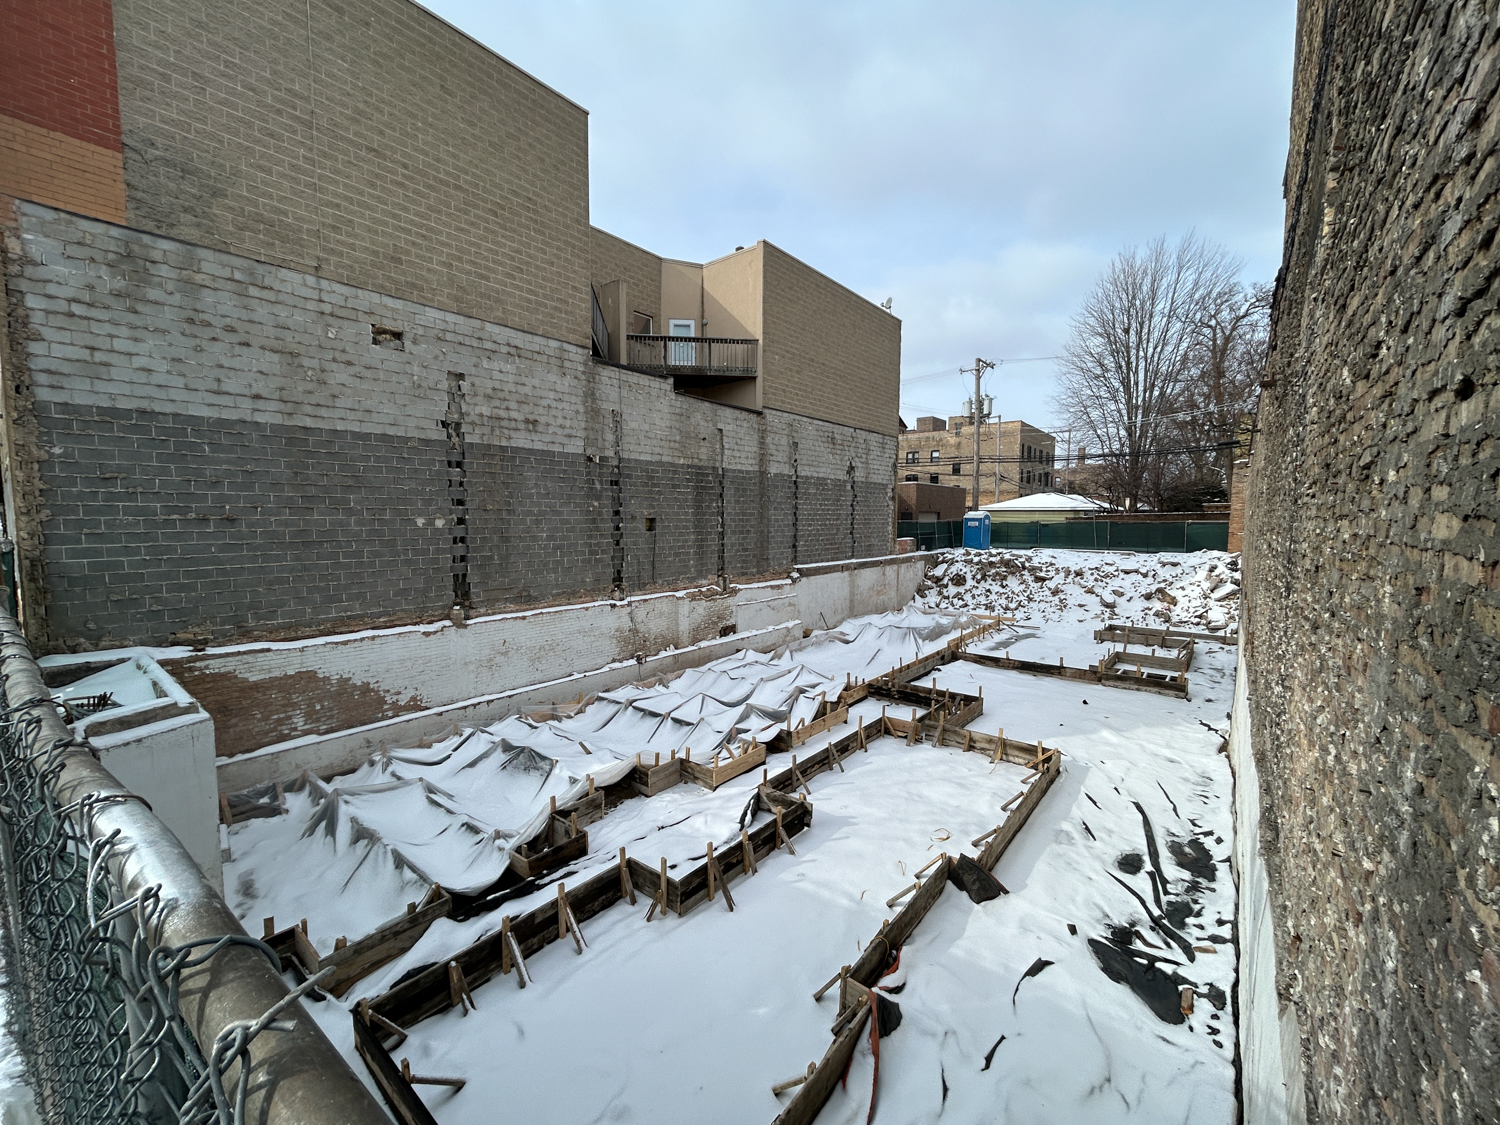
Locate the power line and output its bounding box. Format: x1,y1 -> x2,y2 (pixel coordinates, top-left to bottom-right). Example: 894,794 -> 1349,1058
899,356 -> 1061,385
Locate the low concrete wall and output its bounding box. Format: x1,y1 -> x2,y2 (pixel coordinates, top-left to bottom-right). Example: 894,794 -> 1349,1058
166,552 -> 929,788
1230,644 -> 1306,1125
216,621 -> 803,791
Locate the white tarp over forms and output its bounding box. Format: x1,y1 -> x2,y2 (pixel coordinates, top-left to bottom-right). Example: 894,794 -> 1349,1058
226,607 -> 977,943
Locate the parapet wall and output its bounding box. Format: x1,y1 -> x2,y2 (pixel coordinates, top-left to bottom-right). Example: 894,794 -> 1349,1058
1240,2 -> 1499,1120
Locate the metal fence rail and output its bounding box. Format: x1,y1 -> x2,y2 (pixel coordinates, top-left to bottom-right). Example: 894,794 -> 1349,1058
0,611 -> 386,1125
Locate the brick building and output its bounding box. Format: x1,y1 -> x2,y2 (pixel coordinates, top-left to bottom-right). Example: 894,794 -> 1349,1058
0,0 -> 900,651
897,415 -> 1057,508
894,481 -> 967,523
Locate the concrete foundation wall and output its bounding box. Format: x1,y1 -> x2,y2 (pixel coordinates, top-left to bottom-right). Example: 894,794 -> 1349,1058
160,552 -> 928,787
1242,2 -> 1500,1120
3,203 -> 896,651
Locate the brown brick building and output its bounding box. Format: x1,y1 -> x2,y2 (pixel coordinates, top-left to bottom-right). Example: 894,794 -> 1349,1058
897,415 -> 1057,508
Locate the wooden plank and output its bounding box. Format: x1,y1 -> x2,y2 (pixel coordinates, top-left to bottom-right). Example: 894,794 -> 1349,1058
681,740 -> 767,790
1095,624 -> 1234,646
847,856 -> 952,989
628,757 -> 683,796
1099,672 -> 1190,699
507,828 -> 589,880
1101,649 -> 1185,672
771,1003 -> 870,1125
977,751 -> 1063,871
961,651 -> 1099,683
351,1007 -> 440,1125
322,889 -> 453,997
788,706 -> 849,747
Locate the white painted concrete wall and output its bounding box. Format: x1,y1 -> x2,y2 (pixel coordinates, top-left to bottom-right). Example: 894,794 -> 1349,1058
213,553 -> 931,789
1230,645 -> 1306,1125
94,713 -> 222,895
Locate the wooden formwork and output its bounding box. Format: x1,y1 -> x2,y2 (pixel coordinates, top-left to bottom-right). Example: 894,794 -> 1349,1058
1094,623 -> 1234,647
773,746 -> 1063,1125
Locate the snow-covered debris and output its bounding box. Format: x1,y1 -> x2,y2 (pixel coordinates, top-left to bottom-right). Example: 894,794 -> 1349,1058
916,548 -> 1239,634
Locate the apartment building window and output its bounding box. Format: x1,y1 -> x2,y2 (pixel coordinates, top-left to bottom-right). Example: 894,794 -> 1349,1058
930,450 -> 941,462
630,312 -> 654,334
904,474 -> 918,482
929,474 -> 940,484
951,463 -> 961,474
905,451 -> 918,463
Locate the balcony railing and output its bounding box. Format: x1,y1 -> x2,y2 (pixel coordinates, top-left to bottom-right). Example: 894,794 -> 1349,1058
626,334 -> 758,379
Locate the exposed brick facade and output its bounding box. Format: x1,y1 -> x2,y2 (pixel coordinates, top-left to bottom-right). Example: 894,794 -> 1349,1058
3,203 -> 894,649
1243,2 -> 1499,1121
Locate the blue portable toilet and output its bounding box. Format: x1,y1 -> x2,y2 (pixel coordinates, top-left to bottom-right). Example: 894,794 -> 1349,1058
963,511 -> 991,550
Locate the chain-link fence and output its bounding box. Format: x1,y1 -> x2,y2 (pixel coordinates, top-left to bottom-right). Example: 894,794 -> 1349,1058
0,614 -> 387,1125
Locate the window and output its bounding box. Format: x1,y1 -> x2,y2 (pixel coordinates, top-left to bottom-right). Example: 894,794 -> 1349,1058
630,311 -> 654,335
905,451 -> 918,464
930,450 -> 942,462
1042,472 -> 1050,487
951,462 -> 961,474
904,473 -> 918,482
929,474 -> 940,484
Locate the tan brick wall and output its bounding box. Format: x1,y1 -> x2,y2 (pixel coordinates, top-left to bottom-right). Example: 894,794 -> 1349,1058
0,115 -> 125,223
112,0 -> 590,346
591,226 -> 661,330
1227,457 -> 1248,552
759,241 -> 900,436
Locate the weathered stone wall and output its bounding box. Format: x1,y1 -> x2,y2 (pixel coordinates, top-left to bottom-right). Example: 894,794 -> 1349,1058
1242,2 -> 1499,1121
2,202 -> 895,650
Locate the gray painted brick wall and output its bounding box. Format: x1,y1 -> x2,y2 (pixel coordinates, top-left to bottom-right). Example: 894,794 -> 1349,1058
7,204 -> 895,648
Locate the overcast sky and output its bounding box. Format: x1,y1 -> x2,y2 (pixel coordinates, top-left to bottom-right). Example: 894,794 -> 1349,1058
425,0 -> 1297,432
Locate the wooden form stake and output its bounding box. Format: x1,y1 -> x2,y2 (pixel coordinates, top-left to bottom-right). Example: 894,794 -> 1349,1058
619,847 -> 636,905
401,1057 -> 466,1091
741,829 -> 758,875
447,960 -> 475,1014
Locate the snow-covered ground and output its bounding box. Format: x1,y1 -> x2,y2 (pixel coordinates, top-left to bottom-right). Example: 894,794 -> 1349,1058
224,548 -> 1242,1124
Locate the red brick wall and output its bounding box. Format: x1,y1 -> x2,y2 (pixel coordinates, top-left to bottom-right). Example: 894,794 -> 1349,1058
0,0 -> 121,149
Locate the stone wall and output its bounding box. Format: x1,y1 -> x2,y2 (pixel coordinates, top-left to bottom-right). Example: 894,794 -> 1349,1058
1242,2 -> 1499,1121
3,202 -> 895,650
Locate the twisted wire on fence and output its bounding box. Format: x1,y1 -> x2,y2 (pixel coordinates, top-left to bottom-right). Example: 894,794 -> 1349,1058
0,676 -> 326,1125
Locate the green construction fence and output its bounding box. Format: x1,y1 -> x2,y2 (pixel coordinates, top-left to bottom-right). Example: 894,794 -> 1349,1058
896,519 -> 1230,553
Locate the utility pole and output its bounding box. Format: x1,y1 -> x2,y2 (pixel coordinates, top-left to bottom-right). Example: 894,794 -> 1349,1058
966,357 -> 995,510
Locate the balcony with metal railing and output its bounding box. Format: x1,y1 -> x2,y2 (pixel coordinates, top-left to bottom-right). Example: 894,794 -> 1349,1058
625,334 -> 759,381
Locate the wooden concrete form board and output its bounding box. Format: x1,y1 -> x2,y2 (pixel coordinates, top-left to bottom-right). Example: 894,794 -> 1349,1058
977,750 -> 1062,870
1095,624 -> 1233,647
630,756 -> 683,796
321,889 -> 453,997
680,741 -> 768,789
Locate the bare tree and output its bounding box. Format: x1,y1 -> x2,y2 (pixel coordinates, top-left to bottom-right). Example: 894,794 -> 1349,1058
1162,282 -> 1270,506
1056,233 -> 1242,510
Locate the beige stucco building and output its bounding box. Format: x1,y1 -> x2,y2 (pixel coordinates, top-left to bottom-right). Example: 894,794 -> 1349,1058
591,230 -> 900,433
897,416 -> 1058,508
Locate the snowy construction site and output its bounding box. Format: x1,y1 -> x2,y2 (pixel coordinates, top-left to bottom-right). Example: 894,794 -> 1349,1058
196,548 -> 1243,1125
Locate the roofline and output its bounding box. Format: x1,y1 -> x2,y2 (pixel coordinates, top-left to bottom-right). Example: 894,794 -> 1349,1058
404,0 -> 589,116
